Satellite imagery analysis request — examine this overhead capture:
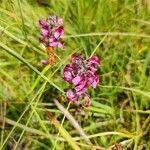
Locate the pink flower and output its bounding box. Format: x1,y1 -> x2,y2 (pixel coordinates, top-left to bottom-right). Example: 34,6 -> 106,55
57,41 -> 64,49
75,80 -> 87,95
63,71 -> 73,83
88,56 -> 100,65
49,38 -> 59,47
91,73 -> 99,88
38,15 -> 64,48
39,18 -> 47,28
72,75 -> 84,86
41,28 -> 49,37
66,89 -> 78,102
76,85 -> 88,96
63,53 -> 100,106
63,64 -> 74,83
54,27 -> 64,39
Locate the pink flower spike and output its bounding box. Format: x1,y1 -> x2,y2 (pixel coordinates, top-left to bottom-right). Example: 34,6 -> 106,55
89,56 -> 100,65
38,16 -> 64,48
66,89 -> 78,102
84,95 -> 91,107
62,53 -> 100,106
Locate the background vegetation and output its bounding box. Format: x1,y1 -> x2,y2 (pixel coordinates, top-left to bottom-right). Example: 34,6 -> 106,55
0,0 -> 150,149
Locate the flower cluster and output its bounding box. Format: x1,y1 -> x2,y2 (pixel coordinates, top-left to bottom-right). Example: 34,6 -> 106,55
63,53 -> 100,107
39,15 -> 64,48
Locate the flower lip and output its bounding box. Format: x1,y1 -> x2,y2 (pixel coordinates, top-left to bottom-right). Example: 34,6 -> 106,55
57,41 -> 64,49
88,56 -> 100,65
66,89 -> 78,102
75,81 -> 88,96
63,70 -> 73,83
54,26 -> 64,39
39,18 -> 47,28
41,28 -> 49,37
72,75 -> 84,86
91,73 -> 99,88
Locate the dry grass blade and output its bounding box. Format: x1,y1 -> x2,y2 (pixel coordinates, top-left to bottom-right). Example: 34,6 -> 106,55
54,99 -> 92,146
0,116 -> 61,141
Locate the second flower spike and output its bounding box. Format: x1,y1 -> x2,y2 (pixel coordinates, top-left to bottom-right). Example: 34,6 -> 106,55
39,15 -> 64,48
39,15 -> 64,65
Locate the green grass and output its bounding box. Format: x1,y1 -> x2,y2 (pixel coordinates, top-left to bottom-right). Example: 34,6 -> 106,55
0,0 -> 150,149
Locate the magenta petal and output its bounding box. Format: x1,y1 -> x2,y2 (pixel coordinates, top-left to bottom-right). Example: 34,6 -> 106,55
72,75 -> 84,86
75,81 -> 86,92
88,65 -> 97,72
54,31 -> 60,39
71,53 -> 78,63
49,37 -> 55,42
66,89 -> 78,102
76,86 -> 87,96
75,81 -> 88,95
58,27 -> 64,35
39,18 -> 47,28
41,28 -> 49,37
49,42 -> 57,47
63,71 -> 73,82
92,74 -> 99,88
64,64 -> 74,72
49,38 -> 63,48
89,56 -> 100,65
54,27 -> 64,39
49,40 -> 58,47
87,73 -> 94,85
84,95 -> 91,107
57,41 -> 64,49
